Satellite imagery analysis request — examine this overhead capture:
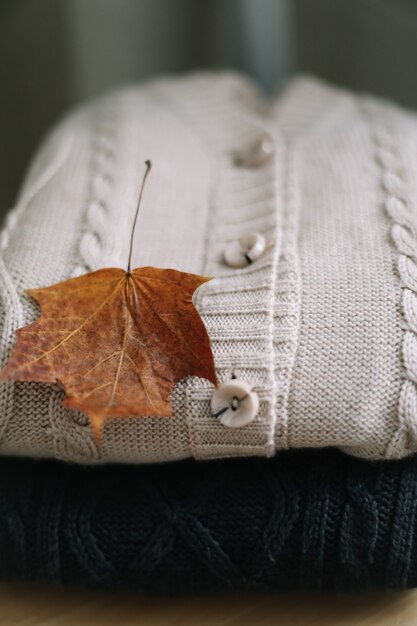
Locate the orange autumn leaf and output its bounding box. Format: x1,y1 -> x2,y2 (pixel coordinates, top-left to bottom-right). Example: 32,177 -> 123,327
0,267 -> 217,438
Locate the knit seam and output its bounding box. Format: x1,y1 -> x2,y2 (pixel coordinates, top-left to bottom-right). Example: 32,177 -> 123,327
272,137 -> 302,451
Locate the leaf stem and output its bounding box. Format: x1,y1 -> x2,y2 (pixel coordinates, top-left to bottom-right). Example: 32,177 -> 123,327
127,159 -> 152,274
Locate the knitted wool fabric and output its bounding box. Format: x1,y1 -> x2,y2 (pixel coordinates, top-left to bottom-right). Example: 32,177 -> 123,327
1,449 -> 417,593
0,72 -> 417,463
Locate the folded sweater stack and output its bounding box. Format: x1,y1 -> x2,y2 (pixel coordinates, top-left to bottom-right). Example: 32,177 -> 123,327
1,72 -> 417,593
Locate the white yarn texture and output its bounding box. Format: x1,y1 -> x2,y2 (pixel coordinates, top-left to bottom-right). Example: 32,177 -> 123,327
0,72 -> 414,463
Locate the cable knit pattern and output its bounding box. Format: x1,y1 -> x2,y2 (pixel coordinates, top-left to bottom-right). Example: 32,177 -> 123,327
47,107 -> 117,462
0,449 -> 417,592
71,108 -> 116,278
363,100 -> 417,459
0,73 -> 416,462
336,461 -> 380,591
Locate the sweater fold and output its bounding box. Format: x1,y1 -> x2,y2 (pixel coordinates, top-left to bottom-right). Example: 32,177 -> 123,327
0,449 -> 417,593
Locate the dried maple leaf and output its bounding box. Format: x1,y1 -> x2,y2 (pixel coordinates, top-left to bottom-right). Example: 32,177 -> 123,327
0,161 -> 217,439
0,267 -> 216,433
0,267 -> 217,438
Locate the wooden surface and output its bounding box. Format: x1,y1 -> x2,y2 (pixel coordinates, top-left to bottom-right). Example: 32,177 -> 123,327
1,583 -> 417,625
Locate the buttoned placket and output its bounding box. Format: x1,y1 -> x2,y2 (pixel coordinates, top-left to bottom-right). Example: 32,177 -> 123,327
211,129 -> 275,429
154,76 -> 287,460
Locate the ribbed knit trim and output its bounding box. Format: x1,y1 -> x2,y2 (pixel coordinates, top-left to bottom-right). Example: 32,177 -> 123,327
146,74 -> 299,458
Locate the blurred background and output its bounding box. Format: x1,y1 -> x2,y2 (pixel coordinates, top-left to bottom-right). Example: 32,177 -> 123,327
1,0 -> 417,215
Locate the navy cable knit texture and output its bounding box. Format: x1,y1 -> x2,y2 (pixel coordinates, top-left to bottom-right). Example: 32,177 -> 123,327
1,449 -> 417,593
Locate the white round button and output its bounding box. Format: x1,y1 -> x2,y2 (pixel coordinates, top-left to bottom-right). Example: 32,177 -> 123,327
233,135 -> 275,168
224,233 -> 266,268
211,379 -> 259,428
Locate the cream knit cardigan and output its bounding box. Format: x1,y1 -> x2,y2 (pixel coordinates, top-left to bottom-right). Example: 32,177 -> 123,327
0,72 -> 415,463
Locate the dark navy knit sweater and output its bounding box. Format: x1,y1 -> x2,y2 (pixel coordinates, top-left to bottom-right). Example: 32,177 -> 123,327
1,449 -> 417,594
